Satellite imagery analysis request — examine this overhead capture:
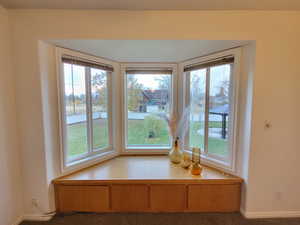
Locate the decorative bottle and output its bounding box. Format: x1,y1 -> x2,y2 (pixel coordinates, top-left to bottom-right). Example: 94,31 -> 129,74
169,137 -> 183,164
191,147 -> 203,175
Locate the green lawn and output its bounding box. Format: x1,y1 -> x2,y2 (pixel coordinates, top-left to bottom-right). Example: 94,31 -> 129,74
67,119 -> 109,157
67,119 -> 228,158
127,119 -> 170,146
189,121 -> 228,156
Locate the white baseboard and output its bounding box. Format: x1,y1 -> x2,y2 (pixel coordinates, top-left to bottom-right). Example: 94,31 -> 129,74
241,208 -> 300,219
21,214 -> 54,222
12,216 -> 24,225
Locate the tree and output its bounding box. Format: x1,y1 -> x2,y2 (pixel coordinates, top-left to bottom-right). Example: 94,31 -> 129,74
217,80 -> 229,97
191,73 -> 205,107
91,71 -> 107,111
92,71 -> 106,88
155,75 -> 170,90
215,80 -> 230,105
127,75 -> 143,112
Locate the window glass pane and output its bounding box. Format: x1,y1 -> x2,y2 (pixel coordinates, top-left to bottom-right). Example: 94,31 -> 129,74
91,68 -> 109,150
64,63 -> 88,160
126,73 -> 171,147
208,64 -> 231,157
189,69 -> 206,151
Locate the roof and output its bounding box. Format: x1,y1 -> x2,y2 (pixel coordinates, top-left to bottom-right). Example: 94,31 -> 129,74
209,104 -> 229,115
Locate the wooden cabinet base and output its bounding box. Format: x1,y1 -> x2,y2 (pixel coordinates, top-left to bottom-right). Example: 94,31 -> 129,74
187,184 -> 241,212
111,184 -> 149,211
53,156 -> 242,213
150,185 -> 186,212
55,185 -> 110,212
55,183 -> 241,213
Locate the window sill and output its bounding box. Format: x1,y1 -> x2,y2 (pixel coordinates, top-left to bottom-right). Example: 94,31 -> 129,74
122,147 -> 169,155
61,150 -> 118,176
184,150 -> 235,175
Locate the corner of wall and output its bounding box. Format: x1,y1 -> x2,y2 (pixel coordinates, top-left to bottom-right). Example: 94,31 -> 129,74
236,42 -> 256,213
0,5 -> 24,225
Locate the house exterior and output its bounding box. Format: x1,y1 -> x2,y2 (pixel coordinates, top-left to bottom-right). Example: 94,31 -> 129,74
139,89 -> 169,112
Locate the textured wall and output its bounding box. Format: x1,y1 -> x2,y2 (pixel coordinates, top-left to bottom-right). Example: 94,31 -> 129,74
0,5 -> 23,225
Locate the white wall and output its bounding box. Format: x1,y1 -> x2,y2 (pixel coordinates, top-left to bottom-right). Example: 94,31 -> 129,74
0,5 -> 23,225
7,10 -> 300,218
38,41 -> 60,213
237,43 -> 255,213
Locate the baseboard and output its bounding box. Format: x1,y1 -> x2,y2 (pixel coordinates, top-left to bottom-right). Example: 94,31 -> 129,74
241,208 -> 300,219
12,215 -> 24,225
22,214 -> 54,222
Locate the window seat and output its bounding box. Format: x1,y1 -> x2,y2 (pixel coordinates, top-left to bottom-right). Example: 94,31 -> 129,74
53,156 -> 242,213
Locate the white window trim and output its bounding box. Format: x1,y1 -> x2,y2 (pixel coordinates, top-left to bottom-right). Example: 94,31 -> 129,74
55,47 -> 241,175
56,47 -> 118,173
120,63 -> 178,155
178,48 -> 241,174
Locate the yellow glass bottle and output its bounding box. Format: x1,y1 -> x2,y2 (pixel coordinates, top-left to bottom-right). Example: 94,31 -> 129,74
169,137 -> 183,164
191,147 -> 202,176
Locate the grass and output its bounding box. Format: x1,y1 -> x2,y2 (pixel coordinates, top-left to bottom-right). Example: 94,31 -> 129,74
67,119 -> 109,157
127,119 -> 170,146
189,121 -> 228,156
67,119 -> 228,158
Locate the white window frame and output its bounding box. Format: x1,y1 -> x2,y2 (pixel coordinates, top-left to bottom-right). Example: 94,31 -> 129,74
56,47 -> 240,174
56,48 -> 117,173
120,63 -> 178,154
178,48 -> 241,173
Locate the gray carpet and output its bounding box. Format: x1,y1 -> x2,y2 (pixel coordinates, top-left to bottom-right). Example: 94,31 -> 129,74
20,213 -> 300,225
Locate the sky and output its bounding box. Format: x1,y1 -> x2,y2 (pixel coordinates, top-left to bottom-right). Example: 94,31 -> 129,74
134,74 -> 170,89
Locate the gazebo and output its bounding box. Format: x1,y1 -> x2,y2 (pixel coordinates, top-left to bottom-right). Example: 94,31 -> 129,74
209,104 -> 229,139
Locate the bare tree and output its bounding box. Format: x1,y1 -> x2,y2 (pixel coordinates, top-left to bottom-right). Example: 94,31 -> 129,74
91,71 -> 107,111
155,75 -> 170,90
127,75 -> 143,112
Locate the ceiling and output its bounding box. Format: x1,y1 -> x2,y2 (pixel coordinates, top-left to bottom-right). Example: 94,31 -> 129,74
48,40 -> 250,62
1,0 -> 300,10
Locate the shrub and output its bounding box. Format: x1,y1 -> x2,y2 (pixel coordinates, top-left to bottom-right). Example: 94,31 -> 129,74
144,115 -> 165,139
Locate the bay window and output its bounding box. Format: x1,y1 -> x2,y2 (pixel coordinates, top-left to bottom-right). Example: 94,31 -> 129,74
57,47 -> 240,173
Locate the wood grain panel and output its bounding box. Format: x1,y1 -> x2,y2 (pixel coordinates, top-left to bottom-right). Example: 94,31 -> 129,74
53,156 -> 243,185
188,184 -> 240,212
150,184 -> 186,212
111,184 -> 149,211
57,185 -> 109,212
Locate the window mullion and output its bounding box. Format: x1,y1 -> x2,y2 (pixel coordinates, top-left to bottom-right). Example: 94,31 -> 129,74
107,71 -> 113,149
85,66 -> 93,154
204,67 -> 210,155
184,71 -> 191,150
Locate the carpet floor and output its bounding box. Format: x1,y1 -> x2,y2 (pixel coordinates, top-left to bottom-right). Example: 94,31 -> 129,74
20,213 -> 300,225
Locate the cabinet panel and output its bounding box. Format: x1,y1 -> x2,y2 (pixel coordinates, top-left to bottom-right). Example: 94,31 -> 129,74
111,184 -> 149,211
150,185 -> 186,212
57,185 -> 109,212
188,184 -> 240,212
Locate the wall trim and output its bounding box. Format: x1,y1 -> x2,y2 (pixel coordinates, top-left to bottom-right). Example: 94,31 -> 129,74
22,214 -> 54,222
12,215 -> 24,225
241,208 -> 300,218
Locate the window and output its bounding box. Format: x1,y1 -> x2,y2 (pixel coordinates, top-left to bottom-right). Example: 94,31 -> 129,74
123,67 -> 176,151
57,47 -> 239,173
59,54 -> 114,167
183,54 -> 239,170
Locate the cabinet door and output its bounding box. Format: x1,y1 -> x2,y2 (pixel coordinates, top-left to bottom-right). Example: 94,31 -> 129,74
150,185 -> 186,212
111,184 -> 149,211
57,185 -> 110,212
188,184 -> 240,212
